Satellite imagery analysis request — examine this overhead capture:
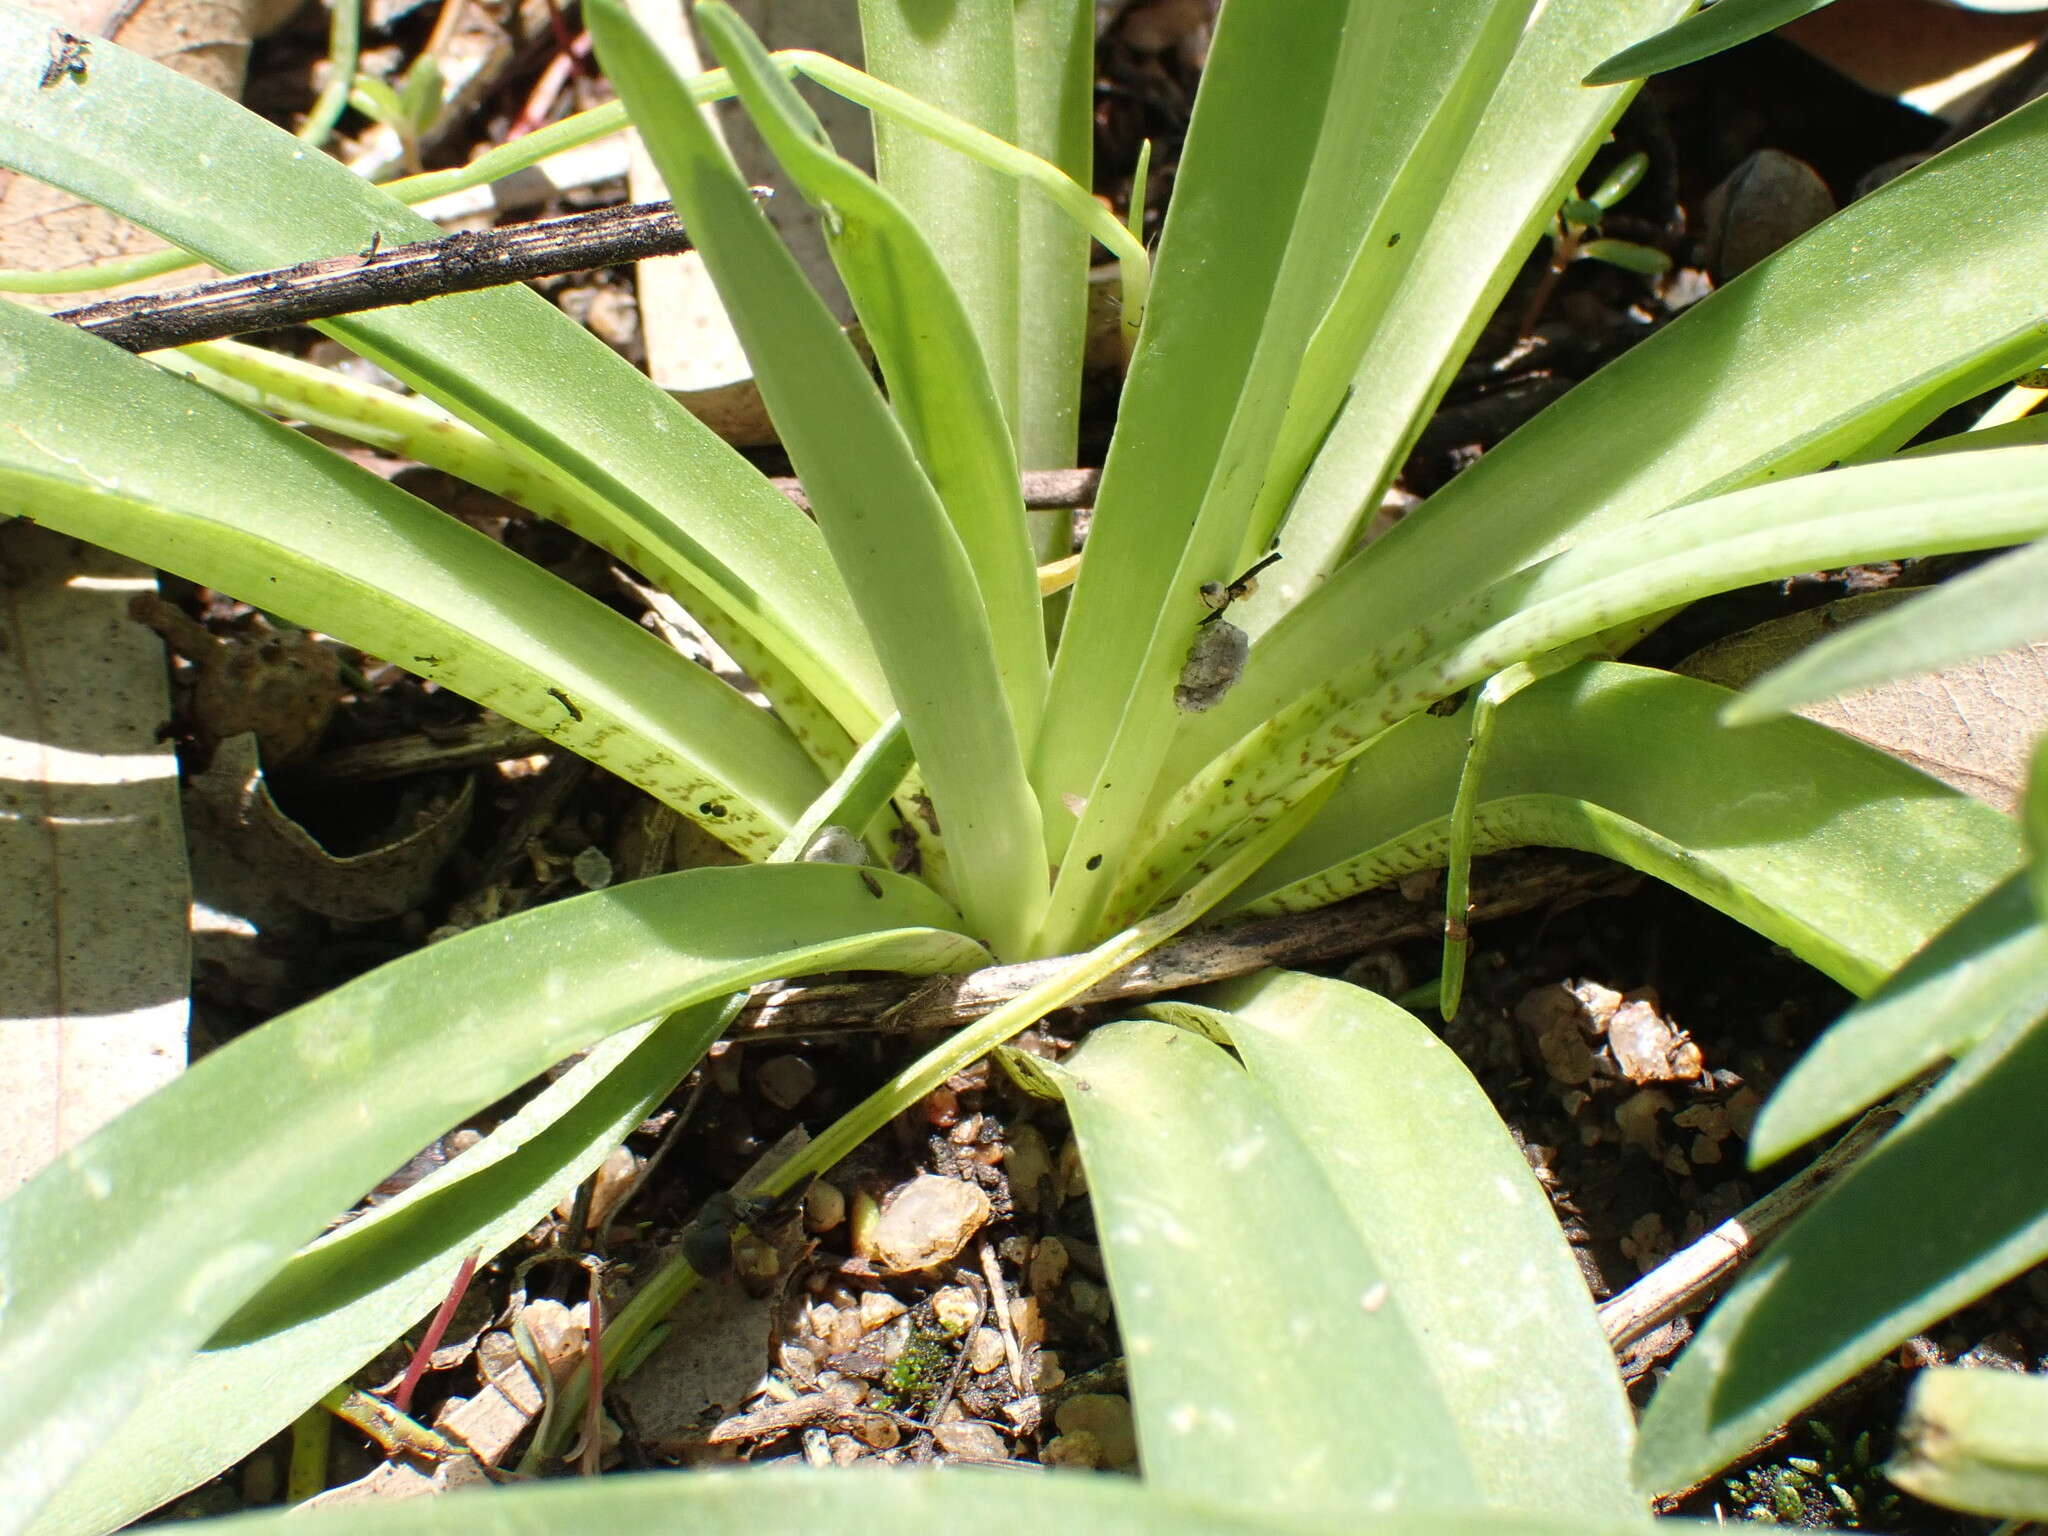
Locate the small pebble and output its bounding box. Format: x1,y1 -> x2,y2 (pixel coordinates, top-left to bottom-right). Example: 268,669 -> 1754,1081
571,846 -> 614,890
1033,1350 -> 1064,1392
802,1180 -> 846,1234
1066,1276 -> 1112,1323
1057,1137 -> 1088,1200
778,1342 -> 817,1385
931,1285 -> 979,1337
1009,1296 -> 1044,1347
1056,1394 -> 1136,1469
967,1327 -> 1005,1375
868,1175 -> 992,1274
859,1292 -> 907,1333
932,1419 -> 1008,1463
1002,1125 -> 1053,1214
852,1413 -> 900,1450
756,1055 -> 817,1110
1041,1430 -> 1103,1469
1028,1236 -> 1070,1295
1700,148 -> 1835,280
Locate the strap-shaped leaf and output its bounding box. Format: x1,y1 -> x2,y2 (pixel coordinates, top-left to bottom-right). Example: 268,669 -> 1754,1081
1585,0 -> 1837,85
699,4 -> 1045,747
1749,872 -> 2048,1162
1126,449 -> 2046,925
1632,1005 -> 2048,1496
0,866 -> 980,1532
1035,0 -> 1534,950
34,1012 -> 699,1534
1727,537 -> 2048,723
1230,664 -> 2017,995
1042,1018 -> 1481,1517
92,1465 -> 1667,1536
1174,91 -> 2048,794
1890,1367 -> 2048,1521
0,2 -> 887,740
0,301 -> 821,855
1234,0 -> 1689,632
1149,971 -> 1638,1517
590,0 -> 1047,957
1027,0 -> 1354,911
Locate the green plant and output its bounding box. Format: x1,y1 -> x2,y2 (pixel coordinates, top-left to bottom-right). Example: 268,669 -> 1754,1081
2,0 -> 2046,1532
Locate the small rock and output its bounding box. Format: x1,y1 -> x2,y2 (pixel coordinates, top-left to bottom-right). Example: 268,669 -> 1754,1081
1615,1089 -> 1672,1154
858,1292 -> 907,1333
1002,1394 -> 1043,1434
756,1055 -> 817,1110
802,1180 -> 846,1234
1518,984 -> 1598,1084
849,1186 -> 882,1261
571,846 -> 613,890
932,1419 -> 1008,1463
851,1413 -> 900,1450
1055,1394 -> 1137,1469
1067,1277 -> 1112,1323
778,1342 -> 817,1385
1568,979 -> 1623,1030
1620,1211 -> 1671,1274
868,1175 -> 992,1275
828,1433 -> 863,1467
1674,1103 -> 1733,1167
1041,1429 -> 1103,1470
1607,994 -> 1703,1084
1057,1137 -> 1088,1200
1009,1297 -> 1045,1347
1700,148 -> 1835,280
932,1285 -> 980,1337
1028,1236 -> 1070,1296
967,1327 -> 1006,1375
1032,1350 -> 1065,1393
1003,1125 -> 1053,1214
1956,1333 -> 2028,1373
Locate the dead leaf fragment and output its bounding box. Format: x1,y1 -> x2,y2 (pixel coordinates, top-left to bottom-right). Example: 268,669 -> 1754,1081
185,733 -> 472,920
1680,592 -> 2048,813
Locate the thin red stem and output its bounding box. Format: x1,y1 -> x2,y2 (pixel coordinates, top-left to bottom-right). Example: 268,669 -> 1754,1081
393,1249 -> 479,1415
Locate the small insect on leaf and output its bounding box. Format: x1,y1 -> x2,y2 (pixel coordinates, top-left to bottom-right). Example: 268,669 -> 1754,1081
1197,550 -> 1284,625
1175,619 -> 1249,713
39,30 -> 89,88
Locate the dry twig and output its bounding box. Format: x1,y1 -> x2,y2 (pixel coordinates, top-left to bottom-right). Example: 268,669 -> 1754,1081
57,201 -> 699,352
1598,1081 -> 1931,1352
737,851 -> 1631,1041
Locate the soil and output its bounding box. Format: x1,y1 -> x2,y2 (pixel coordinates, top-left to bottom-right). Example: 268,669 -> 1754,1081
139,1 -> 2047,1527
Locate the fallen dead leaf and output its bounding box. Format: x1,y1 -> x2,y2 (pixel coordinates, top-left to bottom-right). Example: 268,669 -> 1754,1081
1682,590 -> 2048,813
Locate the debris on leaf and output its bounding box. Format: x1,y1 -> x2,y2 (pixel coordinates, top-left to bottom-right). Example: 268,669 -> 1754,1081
1173,618 -> 1249,712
